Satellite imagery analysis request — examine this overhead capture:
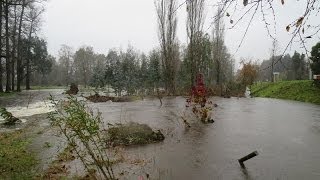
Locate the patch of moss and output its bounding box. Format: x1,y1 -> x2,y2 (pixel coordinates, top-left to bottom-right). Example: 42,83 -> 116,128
106,122 -> 165,147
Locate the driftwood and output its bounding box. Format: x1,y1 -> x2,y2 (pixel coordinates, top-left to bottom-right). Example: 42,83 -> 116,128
238,151 -> 259,167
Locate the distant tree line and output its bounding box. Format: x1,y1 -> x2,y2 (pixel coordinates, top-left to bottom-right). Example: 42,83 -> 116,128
3,0 -> 318,95
45,33 -> 234,96
258,52 -> 310,81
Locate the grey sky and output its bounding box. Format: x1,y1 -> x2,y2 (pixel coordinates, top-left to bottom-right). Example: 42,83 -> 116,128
41,0 -> 319,68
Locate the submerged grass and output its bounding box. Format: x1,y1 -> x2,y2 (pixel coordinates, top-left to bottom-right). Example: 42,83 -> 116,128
31,85 -> 67,90
106,122 -> 165,147
251,80 -> 320,105
0,130 -> 38,179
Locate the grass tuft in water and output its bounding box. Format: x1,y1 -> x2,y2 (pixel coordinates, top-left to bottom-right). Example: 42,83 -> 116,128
106,122 -> 165,147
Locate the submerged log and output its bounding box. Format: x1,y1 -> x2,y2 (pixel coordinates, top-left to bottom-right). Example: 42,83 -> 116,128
238,151 -> 259,167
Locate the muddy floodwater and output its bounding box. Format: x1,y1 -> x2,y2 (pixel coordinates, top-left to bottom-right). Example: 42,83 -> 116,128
1,90 -> 320,179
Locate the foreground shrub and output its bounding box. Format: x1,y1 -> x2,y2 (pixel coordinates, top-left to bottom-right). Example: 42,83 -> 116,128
48,95 -> 116,179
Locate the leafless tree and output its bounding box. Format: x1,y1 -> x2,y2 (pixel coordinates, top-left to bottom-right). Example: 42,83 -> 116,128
186,0 -> 206,85
212,7 -> 225,85
58,45 -> 74,86
155,0 -> 179,95
74,46 -> 96,88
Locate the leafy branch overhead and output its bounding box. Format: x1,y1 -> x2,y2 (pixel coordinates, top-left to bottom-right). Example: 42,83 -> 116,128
219,0 -> 320,69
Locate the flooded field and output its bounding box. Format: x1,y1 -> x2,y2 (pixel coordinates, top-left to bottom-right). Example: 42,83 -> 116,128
1,90 -> 320,179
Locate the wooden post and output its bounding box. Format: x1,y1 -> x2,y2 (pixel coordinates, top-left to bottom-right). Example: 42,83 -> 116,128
238,151 -> 258,167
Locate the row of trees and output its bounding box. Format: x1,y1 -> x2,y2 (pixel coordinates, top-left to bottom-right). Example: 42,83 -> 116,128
154,0 -> 234,95
0,0 -> 50,92
259,51 -> 310,81
45,34 -> 234,96
237,41 -> 320,87
0,0 -> 235,95
45,0 -> 235,96
46,45 -> 162,96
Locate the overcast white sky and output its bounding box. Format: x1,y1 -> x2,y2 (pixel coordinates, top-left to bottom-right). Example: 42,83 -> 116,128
41,0 -> 319,68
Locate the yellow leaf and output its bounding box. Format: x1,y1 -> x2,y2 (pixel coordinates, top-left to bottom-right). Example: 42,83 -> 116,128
296,17 -> 304,27
286,25 -> 290,32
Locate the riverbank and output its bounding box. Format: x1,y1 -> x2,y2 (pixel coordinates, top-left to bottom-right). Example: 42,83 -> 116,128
251,80 -> 320,105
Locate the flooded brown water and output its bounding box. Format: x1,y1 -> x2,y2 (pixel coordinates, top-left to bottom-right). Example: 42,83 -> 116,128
89,97 -> 320,180
1,90 -> 320,179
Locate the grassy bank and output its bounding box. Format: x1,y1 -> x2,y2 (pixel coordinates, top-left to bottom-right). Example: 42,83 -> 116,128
31,86 -> 67,90
251,80 -> 320,105
0,92 -> 16,97
0,130 -> 38,179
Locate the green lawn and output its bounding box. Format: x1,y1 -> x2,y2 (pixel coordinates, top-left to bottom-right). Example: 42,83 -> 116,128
251,80 -> 320,105
0,92 -> 16,97
0,131 -> 38,179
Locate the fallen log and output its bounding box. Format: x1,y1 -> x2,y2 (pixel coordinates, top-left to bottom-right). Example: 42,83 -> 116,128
238,151 -> 259,167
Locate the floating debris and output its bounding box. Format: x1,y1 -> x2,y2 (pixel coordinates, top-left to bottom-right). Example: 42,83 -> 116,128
238,151 -> 259,168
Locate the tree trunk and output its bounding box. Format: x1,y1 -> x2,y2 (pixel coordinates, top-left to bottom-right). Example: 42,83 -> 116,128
17,0 -> 26,92
0,0 -> 3,92
26,57 -> 30,90
270,56 -> 274,82
26,22 -> 34,90
5,0 -> 11,92
216,61 -> 220,85
11,5 -> 17,91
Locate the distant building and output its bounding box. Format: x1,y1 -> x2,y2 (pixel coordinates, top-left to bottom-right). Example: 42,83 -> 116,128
273,72 -> 280,82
